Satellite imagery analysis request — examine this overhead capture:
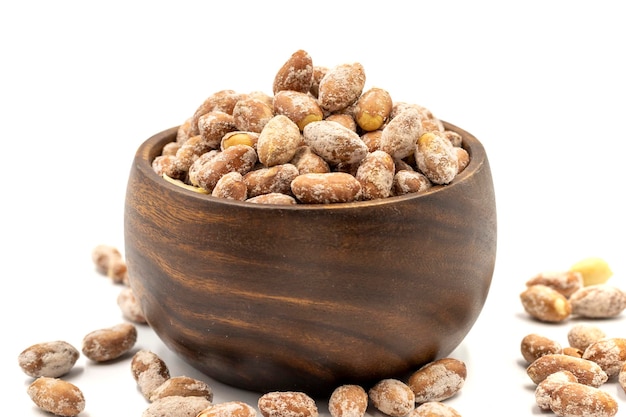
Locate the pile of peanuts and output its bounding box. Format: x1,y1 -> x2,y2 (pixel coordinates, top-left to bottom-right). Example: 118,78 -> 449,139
17,244 -> 468,417
151,50 -> 470,205
519,257 -> 626,417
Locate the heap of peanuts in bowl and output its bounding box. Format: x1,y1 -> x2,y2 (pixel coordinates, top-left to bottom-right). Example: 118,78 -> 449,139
151,49 -> 470,203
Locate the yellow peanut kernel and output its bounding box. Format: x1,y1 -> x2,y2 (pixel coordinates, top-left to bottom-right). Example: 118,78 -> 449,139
222,132 -> 257,149
162,174 -> 209,194
357,113 -> 385,132
570,257 -> 613,286
297,113 -> 324,131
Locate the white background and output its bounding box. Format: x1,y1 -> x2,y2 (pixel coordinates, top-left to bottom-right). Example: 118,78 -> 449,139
2,1 -> 625,416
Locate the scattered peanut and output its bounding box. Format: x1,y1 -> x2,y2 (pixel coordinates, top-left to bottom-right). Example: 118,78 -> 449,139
520,333 -> 562,363
18,340 -> 79,378
328,384 -> 368,417
196,401 -> 258,417
520,284 -> 572,322
368,379 -> 415,417
91,244 -> 129,284
526,354 -> 608,387
142,395 -> 212,417
257,391 -> 318,417
525,270 -> 584,298
408,401 -> 462,417
82,322 -> 137,362
549,382 -> 618,417
117,286 -> 147,324
131,349 -> 171,401
535,370 -> 578,411
27,377 -> 85,417
407,357 -> 466,403
570,257 -> 614,286
567,323 -> 607,351
569,284 -> 626,318
582,338 -> 626,377
148,375 -> 214,402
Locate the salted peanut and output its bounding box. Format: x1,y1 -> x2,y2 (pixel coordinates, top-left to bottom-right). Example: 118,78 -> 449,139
198,111 -> 238,149
243,163 -> 299,198
176,119 -> 193,144
549,382 -> 618,417
273,49 -> 314,95
455,147 -> 470,173
190,89 -> 243,135
257,115 -> 302,167
520,333 -> 562,363
131,349 -> 171,400
18,341 -> 79,378
221,131 -> 260,151
569,284 -> 626,318
355,150 -> 395,200
563,347 -> 584,358
195,145 -> 258,192
246,192 -> 297,205
570,256 -> 613,286
258,391 -> 318,417
379,106 -> 423,160
328,385 -> 368,417
91,244 -> 129,284
149,375 -> 213,402
289,146 -> 330,174
27,377 -> 85,417
309,65 -> 328,98
520,284 -> 572,322
368,379 -> 415,417
408,401 -> 462,417
535,370 -> 578,411
393,170 -> 432,196
153,154 -> 186,180
408,357 -> 466,403
567,323 -> 606,351
174,134 -> 216,173
443,130 -> 463,147
361,130 -> 382,152
197,401 -> 257,417
188,150 -> 220,187
303,120 -> 368,165
318,62 -> 366,112
117,287 -> 147,324
212,171 -> 248,201
420,117 -> 444,133
415,131 -> 459,185
617,362 -> 626,392
526,270 -> 584,298
355,87 -> 393,132
143,395 -> 213,417
162,141 -> 182,156
291,173 -> 362,204
233,97 -> 274,133
390,102 -> 433,120
82,322 -> 137,362
526,354 -> 608,387
582,338 -> 626,377
274,90 -> 324,131
325,113 -> 357,131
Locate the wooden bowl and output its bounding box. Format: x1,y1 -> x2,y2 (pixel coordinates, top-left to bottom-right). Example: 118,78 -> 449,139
124,121 -> 497,396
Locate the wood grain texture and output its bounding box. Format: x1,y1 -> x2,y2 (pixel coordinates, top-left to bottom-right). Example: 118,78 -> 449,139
124,121 -> 497,395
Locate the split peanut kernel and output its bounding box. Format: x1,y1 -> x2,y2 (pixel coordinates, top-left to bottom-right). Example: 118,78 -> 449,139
570,256 -> 614,286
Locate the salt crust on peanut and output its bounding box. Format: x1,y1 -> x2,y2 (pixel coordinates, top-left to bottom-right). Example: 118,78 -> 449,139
569,284 -> 626,318
27,377 -> 85,417
196,401 -> 257,417
407,357 -> 466,403
148,375 -> 213,402
415,131 -> 459,185
520,333 -> 562,363
567,323 -> 607,351
82,322 -> 137,362
317,62 -> 366,113
520,284 -> 572,322
549,382 -> 618,417
142,395 -> 212,417
535,370 -> 578,410
18,340 -> 79,378
368,379 -> 415,417
582,337 -> 626,377
258,391 -> 318,417
408,401 -> 462,417
302,120 -> 368,165
526,270 -> 584,298
328,385 -> 368,417
256,115 -> 302,167
131,349 -> 171,400
117,286 -> 147,324
379,106 -> 423,159
526,354 -> 608,387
